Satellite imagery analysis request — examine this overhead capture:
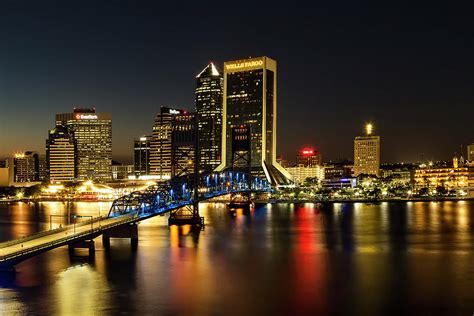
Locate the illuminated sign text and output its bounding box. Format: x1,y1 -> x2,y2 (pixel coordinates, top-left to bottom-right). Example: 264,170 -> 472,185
76,114 -> 98,120
225,60 -> 264,71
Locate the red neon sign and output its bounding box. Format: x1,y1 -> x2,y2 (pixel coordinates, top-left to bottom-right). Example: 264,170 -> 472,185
300,148 -> 315,155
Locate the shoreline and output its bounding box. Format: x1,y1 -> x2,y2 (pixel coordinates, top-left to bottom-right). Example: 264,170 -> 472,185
1,196 -> 473,205
208,197 -> 474,204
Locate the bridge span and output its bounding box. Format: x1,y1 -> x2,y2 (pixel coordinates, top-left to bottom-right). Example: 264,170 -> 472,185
0,171 -> 272,271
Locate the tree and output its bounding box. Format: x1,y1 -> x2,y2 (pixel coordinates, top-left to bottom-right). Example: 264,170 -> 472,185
418,187 -> 429,196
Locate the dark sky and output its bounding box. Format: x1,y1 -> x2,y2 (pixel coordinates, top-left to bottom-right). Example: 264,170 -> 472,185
0,1 -> 473,163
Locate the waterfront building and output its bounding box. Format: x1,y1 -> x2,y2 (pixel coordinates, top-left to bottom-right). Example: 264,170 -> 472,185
134,136 -> 152,178
296,147 -> 321,167
171,112 -> 196,178
285,165 -> 324,186
216,56 -> 292,186
196,63 -> 223,174
469,166 -> 474,196
324,163 -> 353,180
380,163 -> 415,184
13,151 -> 40,183
322,178 -> 357,189
0,167 -> 9,187
413,164 -> 470,194
46,126 -> 77,183
111,162 -> 134,180
468,144 -> 474,162
353,123 -> 380,177
56,108 -> 112,181
150,107 -> 192,180
0,159 -> 13,187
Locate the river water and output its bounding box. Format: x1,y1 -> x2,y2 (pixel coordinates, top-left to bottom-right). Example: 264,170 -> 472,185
0,200 -> 474,315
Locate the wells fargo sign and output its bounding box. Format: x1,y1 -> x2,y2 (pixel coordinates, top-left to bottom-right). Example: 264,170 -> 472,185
225,59 -> 264,71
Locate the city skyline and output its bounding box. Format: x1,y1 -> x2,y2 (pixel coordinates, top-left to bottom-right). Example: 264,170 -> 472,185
1,2 -> 473,163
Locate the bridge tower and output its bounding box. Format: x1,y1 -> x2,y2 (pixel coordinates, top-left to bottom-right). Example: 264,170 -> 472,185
168,115 -> 204,227
228,125 -> 253,210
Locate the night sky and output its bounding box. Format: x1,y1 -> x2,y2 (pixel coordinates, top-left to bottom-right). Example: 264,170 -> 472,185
0,1 -> 473,163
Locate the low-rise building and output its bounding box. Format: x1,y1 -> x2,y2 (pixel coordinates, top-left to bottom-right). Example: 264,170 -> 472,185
322,177 -> 357,189
285,165 -> 324,186
413,166 -> 470,194
324,164 -> 353,180
112,163 -> 134,180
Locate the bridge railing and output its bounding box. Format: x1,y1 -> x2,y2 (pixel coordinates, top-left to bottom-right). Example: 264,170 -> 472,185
0,215 -> 137,263
0,216 -> 105,249
0,196 -> 208,264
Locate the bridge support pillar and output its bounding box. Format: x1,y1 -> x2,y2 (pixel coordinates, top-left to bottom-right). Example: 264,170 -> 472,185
102,223 -> 139,249
168,202 -> 204,228
227,192 -> 254,212
68,240 -> 95,257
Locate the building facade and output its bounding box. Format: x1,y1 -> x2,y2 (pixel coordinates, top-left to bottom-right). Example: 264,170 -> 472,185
216,56 -> 292,186
46,125 -> 77,183
134,136 -> 152,178
13,152 -> 40,183
468,144 -> 474,162
112,163 -> 134,180
413,166 -> 469,194
324,164 -> 353,180
56,108 -> 112,181
354,125 -> 380,177
296,148 -> 321,167
171,113 -> 196,178
285,165 -> 325,186
196,63 -> 223,174
150,107 -> 192,180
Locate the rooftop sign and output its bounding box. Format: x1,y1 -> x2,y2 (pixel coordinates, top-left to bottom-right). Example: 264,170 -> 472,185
225,59 -> 264,71
75,114 -> 98,120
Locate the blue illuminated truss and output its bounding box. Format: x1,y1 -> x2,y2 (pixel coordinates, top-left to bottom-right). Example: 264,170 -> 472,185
108,171 -> 272,218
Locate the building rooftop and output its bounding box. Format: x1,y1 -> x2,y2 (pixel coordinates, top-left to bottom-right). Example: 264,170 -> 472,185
196,63 -> 220,78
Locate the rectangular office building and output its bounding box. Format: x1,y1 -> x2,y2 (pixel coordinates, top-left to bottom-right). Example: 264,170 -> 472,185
216,56 -> 292,186
56,108 -> 112,181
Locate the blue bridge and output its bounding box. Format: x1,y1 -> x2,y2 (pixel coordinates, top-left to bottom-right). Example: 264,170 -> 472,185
0,171 -> 272,271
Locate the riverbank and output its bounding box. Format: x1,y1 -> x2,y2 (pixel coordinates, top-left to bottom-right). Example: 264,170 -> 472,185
0,198 -> 115,204
206,196 -> 474,204
273,196 -> 474,204
1,196 -> 473,205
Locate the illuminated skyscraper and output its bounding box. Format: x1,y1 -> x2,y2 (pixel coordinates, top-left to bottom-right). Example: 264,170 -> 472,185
150,107 -> 195,180
56,108 -> 112,181
46,125 -> 77,183
134,136 -> 152,178
195,63 -> 223,173
216,56 -> 292,186
150,107 -> 177,181
171,112 -> 196,177
353,123 -> 380,177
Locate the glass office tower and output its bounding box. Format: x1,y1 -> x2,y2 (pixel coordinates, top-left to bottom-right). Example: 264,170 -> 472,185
195,63 -> 223,174
216,56 -> 292,186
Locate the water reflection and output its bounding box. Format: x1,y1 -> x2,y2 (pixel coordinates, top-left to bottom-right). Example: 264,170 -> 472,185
0,201 -> 474,314
55,265 -> 111,315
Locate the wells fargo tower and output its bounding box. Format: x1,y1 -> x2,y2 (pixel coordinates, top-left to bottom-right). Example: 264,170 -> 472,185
216,56 -> 291,186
